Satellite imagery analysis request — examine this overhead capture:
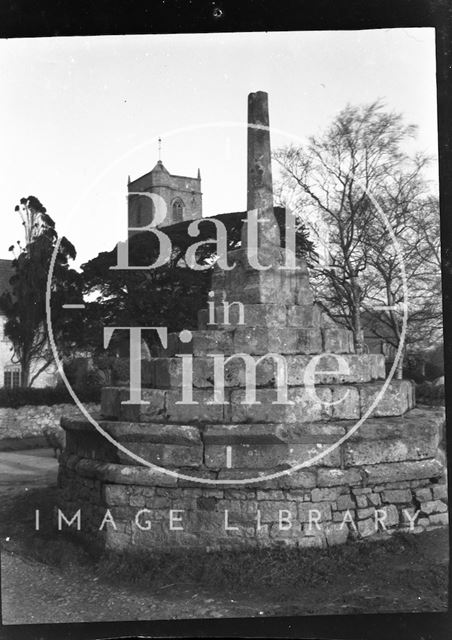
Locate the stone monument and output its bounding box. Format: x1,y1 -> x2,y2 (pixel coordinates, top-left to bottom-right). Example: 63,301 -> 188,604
58,91 -> 447,552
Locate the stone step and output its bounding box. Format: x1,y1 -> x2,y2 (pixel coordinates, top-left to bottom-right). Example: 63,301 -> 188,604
60,406 -> 443,473
156,325 -> 354,357
148,353 -> 385,389
99,379 -> 414,424
63,408 -> 441,449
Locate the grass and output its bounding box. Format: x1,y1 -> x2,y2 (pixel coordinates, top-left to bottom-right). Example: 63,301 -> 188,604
1,484 -> 448,609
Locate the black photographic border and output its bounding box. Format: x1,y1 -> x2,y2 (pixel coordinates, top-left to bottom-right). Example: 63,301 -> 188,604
0,1 -> 450,639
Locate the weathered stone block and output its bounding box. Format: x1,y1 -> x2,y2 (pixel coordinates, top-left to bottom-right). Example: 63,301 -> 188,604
421,500 -> 448,514
286,304 -> 321,327
117,442 -> 203,468
120,389 -> 167,423
205,443 -> 286,470
286,354 -> 383,386
381,489 -> 412,503
298,501 -> 332,522
192,331 -> 235,356
233,327 -> 322,355
163,330 -> 235,357
356,495 -> 368,508
104,484 -> 129,505
432,484 -> 448,501
346,408 -> 444,442
278,470 -> 317,489
228,386 -> 332,423
415,487 -> 432,502
345,440 -> 421,467
330,386 -> 360,419
363,458 -> 444,485
286,444 -> 340,467
333,509 -> 356,522
204,422 -> 345,447
75,458 -> 178,486
359,380 -> 414,417
322,327 -> 354,353
357,507 -> 375,519
317,467 -> 362,487
204,423 -> 285,445
213,252 -> 314,306
129,494 -> 145,508
380,504 -> 399,527
429,513 -> 448,526
204,442 -> 339,470
344,409 -> 443,466
208,303 -> 288,328
220,353 -> 287,388
311,487 -> 339,502
256,490 -> 285,500
165,389 -> 225,423
258,501 -> 296,522
102,422 -> 202,447
337,494 -> 356,510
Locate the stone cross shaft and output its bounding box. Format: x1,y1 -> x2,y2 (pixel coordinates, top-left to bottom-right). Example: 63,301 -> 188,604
243,91 -> 281,251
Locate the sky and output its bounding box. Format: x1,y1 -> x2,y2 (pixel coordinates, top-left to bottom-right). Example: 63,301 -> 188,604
0,29 -> 438,267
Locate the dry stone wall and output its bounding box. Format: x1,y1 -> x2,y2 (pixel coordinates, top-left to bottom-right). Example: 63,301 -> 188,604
0,403 -> 99,442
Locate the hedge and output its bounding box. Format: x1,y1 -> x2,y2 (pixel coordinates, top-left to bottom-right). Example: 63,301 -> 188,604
0,385 -> 101,408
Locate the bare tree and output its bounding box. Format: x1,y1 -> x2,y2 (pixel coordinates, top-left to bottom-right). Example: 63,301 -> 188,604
274,101 -> 441,372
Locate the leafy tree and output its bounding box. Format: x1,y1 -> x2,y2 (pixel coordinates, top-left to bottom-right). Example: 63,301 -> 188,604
0,196 -> 81,386
274,101 -> 441,374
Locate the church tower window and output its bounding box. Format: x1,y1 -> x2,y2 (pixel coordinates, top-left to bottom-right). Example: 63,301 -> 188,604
172,198 -> 184,223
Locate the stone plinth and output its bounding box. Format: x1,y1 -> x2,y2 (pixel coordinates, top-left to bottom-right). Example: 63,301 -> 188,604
57,406 -> 447,552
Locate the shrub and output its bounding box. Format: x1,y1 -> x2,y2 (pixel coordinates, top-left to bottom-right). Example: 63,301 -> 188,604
416,381 -> 445,406
0,385 -> 101,408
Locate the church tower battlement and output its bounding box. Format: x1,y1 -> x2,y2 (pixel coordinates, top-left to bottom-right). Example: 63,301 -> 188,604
128,159 -> 202,228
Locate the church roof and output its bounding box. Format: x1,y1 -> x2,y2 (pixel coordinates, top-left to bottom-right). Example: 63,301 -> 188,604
150,160 -> 170,175
0,258 -> 13,296
129,159 -> 201,189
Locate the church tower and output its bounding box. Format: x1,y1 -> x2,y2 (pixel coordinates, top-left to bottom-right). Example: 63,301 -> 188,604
127,158 -> 202,229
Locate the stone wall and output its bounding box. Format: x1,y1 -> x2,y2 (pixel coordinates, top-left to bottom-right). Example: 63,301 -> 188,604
57,407 -> 448,552
0,403 -> 100,442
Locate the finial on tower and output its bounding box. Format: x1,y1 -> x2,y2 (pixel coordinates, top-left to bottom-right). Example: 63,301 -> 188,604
158,137 -> 162,162
197,168 -> 201,180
